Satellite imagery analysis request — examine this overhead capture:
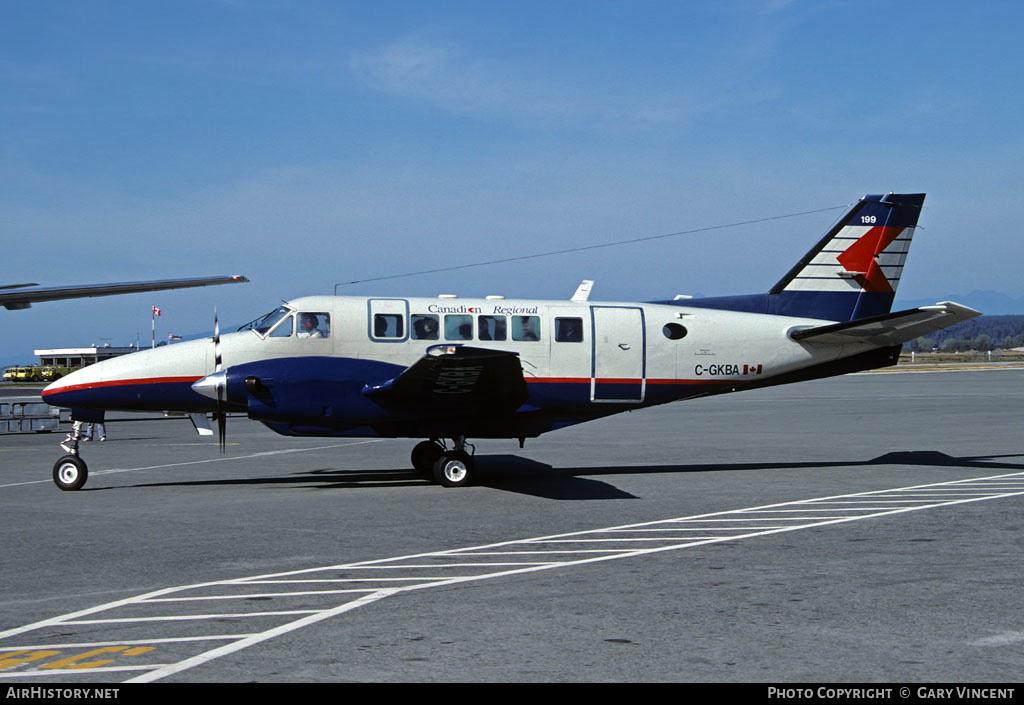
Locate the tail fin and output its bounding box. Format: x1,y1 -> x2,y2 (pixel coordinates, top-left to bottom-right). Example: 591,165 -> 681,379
768,192 -> 925,320
657,192 -> 928,322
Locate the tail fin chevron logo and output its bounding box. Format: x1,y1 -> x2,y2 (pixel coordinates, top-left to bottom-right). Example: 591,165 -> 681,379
837,226 -> 906,293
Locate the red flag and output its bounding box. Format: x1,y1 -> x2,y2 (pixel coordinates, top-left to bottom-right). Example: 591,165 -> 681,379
153,305 -> 161,316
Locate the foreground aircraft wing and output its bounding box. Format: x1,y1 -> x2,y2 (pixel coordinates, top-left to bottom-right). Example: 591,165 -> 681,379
0,275 -> 249,310
790,301 -> 981,347
363,345 -> 529,418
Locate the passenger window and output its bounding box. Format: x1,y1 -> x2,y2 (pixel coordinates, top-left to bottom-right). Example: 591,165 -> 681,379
296,313 -> 330,339
373,313 -> 403,339
555,317 -> 583,342
445,314 -> 473,340
477,315 -> 507,341
411,314 -> 439,340
269,314 -> 294,338
512,316 -> 540,342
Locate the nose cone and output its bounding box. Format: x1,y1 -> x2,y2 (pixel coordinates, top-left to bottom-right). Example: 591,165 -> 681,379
42,338 -> 215,412
191,370 -> 226,401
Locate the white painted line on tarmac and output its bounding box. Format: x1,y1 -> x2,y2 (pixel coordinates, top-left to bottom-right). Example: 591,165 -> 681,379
0,664 -> 171,679
4,470 -> 1023,683
0,635 -> 257,650
0,440 -> 385,489
971,632 -> 1024,647
61,610 -> 321,624
126,589 -> 397,683
144,589 -> 380,602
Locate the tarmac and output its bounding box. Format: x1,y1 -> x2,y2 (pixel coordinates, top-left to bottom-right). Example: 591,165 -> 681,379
1,368 -> 1023,682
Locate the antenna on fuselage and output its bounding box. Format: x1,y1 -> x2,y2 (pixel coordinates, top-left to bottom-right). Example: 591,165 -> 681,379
570,280 -> 594,302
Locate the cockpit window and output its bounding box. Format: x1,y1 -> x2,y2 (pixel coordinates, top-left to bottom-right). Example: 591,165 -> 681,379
253,306 -> 293,337
297,312 -> 330,339
269,314 -> 294,337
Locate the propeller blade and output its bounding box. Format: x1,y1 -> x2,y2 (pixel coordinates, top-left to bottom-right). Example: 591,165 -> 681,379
214,307 -> 222,372
214,307 -> 225,453
217,407 -> 227,454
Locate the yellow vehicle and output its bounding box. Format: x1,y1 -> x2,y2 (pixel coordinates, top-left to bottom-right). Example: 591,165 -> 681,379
40,366 -> 74,381
3,365 -> 80,383
2,365 -> 51,382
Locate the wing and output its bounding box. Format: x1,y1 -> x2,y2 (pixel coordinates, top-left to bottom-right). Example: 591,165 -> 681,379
790,301 -> 981,347
0,275 -> 249,310
362,345 -> 528,418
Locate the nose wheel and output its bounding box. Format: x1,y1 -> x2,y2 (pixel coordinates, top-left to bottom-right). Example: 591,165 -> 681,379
52,421 -> 89,490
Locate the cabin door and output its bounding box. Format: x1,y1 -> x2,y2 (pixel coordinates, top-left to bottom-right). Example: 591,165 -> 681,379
591,306 -> 645,402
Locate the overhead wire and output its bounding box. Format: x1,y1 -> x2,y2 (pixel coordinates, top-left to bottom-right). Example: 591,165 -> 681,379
333,203 -> 851,291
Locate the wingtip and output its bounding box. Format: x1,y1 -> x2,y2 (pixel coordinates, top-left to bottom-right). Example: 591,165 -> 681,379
934,301 -> 983,318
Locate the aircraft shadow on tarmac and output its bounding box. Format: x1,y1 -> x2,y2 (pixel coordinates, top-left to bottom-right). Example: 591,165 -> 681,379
101,450 -> 1024,501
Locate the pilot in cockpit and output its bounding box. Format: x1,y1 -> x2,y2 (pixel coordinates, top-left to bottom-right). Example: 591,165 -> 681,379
297,313 -> 326,339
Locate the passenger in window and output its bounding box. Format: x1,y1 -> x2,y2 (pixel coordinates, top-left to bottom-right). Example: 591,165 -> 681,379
522,319 -> 537,341
445,315 -> 473,340
514,316 -> 539,341
298,313 -> 327,339
556,318 -> 583,342
478,315 -> 507,341
412,315 -> 439,340
374,315 -> 389,337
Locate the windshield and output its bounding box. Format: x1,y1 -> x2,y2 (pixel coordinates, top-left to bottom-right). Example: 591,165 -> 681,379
251,306 -> 294,337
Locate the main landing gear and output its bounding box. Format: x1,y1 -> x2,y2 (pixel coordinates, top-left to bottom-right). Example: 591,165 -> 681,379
53,423 -> 88,491
411,437 -> 475,488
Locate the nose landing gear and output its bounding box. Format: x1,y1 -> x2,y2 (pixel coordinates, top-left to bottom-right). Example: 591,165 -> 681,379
53,422 -> 89,491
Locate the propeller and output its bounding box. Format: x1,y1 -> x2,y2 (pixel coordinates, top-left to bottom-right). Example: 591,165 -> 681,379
214,307 -> 226,453
189,308 -> 230,452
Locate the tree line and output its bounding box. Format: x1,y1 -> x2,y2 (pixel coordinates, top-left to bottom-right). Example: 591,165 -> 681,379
904,315 -> 1024,352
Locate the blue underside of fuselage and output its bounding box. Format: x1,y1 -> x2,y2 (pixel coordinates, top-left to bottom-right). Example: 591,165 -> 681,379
45,355 -> 723,439
47,341 -> 900,439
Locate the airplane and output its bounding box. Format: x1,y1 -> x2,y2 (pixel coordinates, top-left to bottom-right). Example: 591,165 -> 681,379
41,193 -> 980,491
0,275 -> 249,310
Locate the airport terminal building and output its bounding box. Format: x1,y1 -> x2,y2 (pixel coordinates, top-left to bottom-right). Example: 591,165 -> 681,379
34,345 -> 139,369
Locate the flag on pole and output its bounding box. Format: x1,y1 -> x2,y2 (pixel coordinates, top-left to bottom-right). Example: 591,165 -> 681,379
152,305 -> 161,348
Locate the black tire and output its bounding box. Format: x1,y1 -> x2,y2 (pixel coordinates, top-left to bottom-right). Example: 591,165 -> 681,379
53,455 -> 88,491
411,441 -> 444,477
432,451 -> 474,488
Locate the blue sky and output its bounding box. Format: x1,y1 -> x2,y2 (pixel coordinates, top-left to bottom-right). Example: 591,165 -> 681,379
3,0 -> 1022,364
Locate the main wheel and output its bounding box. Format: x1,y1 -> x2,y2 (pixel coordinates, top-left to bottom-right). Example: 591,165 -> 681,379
411,441 -> 444,477
432,451 -> 474,488
53,455 -> 88,491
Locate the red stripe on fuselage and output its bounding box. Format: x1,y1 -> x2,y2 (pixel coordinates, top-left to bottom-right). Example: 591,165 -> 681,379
41,376 -> 203,397
43,375 -> 729,399
525,377 -> 725,386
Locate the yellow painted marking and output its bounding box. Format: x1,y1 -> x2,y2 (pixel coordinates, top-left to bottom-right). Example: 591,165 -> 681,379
0,650 -> 60,670
40,645 -> 154,670
122,646 -> 156,657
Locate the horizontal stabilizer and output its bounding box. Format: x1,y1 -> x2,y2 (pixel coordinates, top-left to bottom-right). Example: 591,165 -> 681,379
790,301 -> 982,347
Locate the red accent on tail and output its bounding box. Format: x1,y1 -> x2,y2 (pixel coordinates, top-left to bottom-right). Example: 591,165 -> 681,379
837,226 -> 904,293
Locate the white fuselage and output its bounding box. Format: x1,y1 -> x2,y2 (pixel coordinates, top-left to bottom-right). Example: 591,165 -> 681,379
45,294 -> 873,419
